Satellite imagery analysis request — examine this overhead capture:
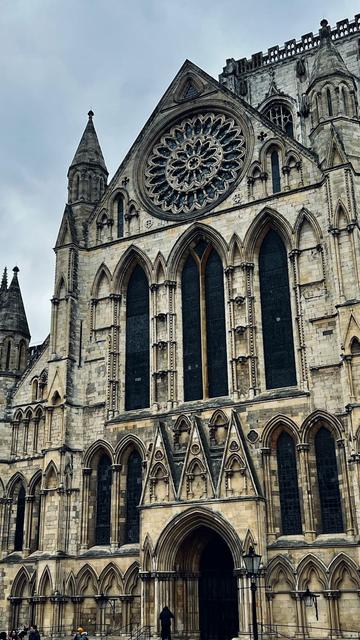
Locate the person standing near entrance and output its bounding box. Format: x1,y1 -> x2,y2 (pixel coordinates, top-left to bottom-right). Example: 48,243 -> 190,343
159,606 -> 174,640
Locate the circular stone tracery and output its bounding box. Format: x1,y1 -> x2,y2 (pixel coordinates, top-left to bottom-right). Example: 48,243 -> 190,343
144,112 -> 247,215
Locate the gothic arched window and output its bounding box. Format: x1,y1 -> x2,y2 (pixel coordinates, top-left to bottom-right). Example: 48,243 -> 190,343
95,454 -> 112,545
125,265 -> 150,411
182,241 -> 228,401
315,427 -> 343,533
259,230 -> 296,389
271,150 -> 281,194
326,88 -> 333,117
5,340 -> 11,370
277,432 -> 302,534
14,485 -> 25,551
117,195 -> 124,238
125,450 -> 142,543
264,103 -> 294,137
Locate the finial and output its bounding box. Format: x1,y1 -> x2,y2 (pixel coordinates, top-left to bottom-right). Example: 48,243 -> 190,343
88,110 -> 94,119
13,266 -> 19,274
1,267 -> 7,291
319,19 -> 331,41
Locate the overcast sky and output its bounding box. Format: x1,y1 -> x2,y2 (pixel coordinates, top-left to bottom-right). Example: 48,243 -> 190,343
1,0 -> 359,344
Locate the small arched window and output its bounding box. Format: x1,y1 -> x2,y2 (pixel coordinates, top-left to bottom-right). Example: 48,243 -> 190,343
117,195 -> 124,238
18,341 -> 26,370
14,485 -> 26,551
326,88 -> 333,117
5,340 -> 12,370
125,450 -> 142,543
259,230 -> 296,389
271,150 -> 281,194
277,432 -> 302,534
95,454 -> 112,545
125,265 -> 150,410
87,174 -> 92,201
351,338 -> 360,355
182,241 -> 228,401
315,427 -> 343,533
74,174 -> 80,201
264,103 -> 294,137
341,86 -> 349,115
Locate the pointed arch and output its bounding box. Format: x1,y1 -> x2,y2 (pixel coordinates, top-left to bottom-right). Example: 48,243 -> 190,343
44,465 -> 58,490
115,434 -> 146,464
65,572 -> 76,597
153,252 -> 167,283
55,274 -> 67,298
124,561 -> 140,594
262,414 -> 299,448
243,207 -> 293,261
294,207 -> 323,248
6,471 -> 26,497
328,553 -> 360,589
301,410 -> 343,442
243,529 -> 256,554
167,222 -> 228,280
334,200 -> 350,228
229,234 -> 243,266
11,566 -> 31,596
99,562 -> 123,595
112,245 -> 153,293
209,409 -> 229,428
0,477 -> 4,498
29,469 -> 42,494
83,439 -> 115,467
76,563 -> 99,594
297,554 -> 328,590
142,534 -> 154,572
91,263 -> 112,298
266,555 -> 296,589
38,565 -> 54,596
156,506 -> 244,571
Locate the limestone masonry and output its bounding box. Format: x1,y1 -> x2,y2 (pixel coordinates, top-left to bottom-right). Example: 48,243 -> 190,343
1,14 -> 360,640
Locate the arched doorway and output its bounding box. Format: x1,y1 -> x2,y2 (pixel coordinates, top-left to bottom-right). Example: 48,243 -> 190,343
199,533 -> 238,640
174,526 -> 238,640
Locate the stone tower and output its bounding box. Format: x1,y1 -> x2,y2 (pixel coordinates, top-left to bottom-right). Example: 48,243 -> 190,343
2,15 -> 360,640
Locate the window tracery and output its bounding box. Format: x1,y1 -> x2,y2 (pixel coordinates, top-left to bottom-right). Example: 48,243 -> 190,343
264,103 -> 294,137
181,241 -> 228,401
125,265 -> 150,411
315,427 -> 343,533
144,111 -> 247,216
277,432 -> 302,534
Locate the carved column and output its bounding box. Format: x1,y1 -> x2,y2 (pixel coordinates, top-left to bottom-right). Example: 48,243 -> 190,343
110,464 -> 122,549
165,280 -> 177,409
235,568 -> 247,635
224,266 -> 238,397
296,443 -> 316,540
33,417 -> 40,454
337,438 -> 354,535
80,468 -> 92,550
11,420 -> 19,455
108,294 -> 121,418
22,418 -> 29,454
242,262 -> 257,397
45,407 -> 54,448
329,227 -> 344,301
23,495 -> 34,557
150,283 -> 159,409
289,249 -> 308,389
261,448 -> 276,541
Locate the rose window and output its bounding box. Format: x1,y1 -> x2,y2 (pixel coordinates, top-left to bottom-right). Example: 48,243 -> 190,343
144,112 -> 246,215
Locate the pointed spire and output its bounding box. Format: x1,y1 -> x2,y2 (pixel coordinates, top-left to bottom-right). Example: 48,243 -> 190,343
0,267 -> 30,338
69,110 -> 107,172
309,19 -> 353,88
0,267 -> 8,293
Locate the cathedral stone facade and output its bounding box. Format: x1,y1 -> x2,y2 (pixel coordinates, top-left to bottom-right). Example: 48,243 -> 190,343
2,15 -> 360,640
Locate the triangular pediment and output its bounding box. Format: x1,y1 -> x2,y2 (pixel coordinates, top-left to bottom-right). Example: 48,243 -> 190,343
325,125 -> 348,168
177,416 -> 215,501
87,59 -> 320,231
142,423 -> 176,505
217,410 -> 262,498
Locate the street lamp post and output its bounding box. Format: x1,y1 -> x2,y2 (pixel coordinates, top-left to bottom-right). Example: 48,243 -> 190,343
243,546 -> 262,640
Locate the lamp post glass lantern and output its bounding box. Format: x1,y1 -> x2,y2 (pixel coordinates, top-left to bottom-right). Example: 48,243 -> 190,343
243,546 -> 262,640
302,588 -> 319,620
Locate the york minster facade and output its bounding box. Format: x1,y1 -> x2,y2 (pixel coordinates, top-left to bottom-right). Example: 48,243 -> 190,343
1,14 -> 360,640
